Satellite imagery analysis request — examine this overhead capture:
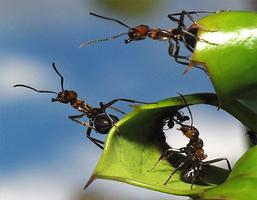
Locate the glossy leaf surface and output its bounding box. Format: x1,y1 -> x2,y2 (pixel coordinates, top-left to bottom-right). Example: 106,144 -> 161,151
191,11 -> 257,132
85,94 -> 232,196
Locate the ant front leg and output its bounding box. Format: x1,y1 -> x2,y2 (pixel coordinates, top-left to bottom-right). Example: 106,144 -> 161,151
169,11 -> 219,33
151,147 -> 186,170
109,106 -> 126,114
100,98 -> 150,116
168,11 -> 215,25
168,10 -> 187,28
101,98 -> 149,110
86,123 -> 105,149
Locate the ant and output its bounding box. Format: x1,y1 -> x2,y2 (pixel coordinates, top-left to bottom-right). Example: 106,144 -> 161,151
152,94 -> 231,188
13,63 -> 148,149
247,130 -> 257,145
80,11 -> 218,68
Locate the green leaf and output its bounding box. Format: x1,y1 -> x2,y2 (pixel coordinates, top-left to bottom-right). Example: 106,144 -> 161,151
198,146 -> 257,200
192,11 -> 257,100
190,10 -> 257,133
85,93 -> 232,196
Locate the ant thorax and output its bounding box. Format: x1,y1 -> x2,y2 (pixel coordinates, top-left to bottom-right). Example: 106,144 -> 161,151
70,98 -> 93,113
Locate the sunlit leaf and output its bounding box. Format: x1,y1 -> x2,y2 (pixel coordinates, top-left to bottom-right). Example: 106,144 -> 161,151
85,93 -> 232,196
191,11 -> 257,132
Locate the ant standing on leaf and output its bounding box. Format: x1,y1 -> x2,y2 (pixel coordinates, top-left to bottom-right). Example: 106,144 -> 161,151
13,63 -> 148,149
152,93 -> 232,188
80,11 -> 220,71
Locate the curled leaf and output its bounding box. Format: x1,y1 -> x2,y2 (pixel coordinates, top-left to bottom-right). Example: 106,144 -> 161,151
85,93 -> 232,196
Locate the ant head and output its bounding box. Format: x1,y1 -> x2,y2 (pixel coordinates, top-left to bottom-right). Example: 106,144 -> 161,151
52,90 -> 77,104
13,63 -> 77,104
178,125 -> 199,139
125,25 -> 150,43
80,13 -> 150,46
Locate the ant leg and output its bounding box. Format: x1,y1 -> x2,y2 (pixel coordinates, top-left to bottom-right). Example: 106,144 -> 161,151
69,114 -> 86,125
69,115 -> 103,148
171,38 -> 201,67
168,39 -> 174,55
169,11 -> 218,33
152,147 -> 186,170
174,41 -> 191,65
169,40 -> 191,66
168,10 -> 210,28
69,114 -> 96,130
168,40 -> 206,72
101,98 -> 149,110
164,156 -> 190,185
150,149 -> 174,170
183,29 -> 218,46
167,14 -> 183,27
203,157 -> 232,171
109,106 -> 126,114
185,13 -> 197,25
190,168 -> 201,189
168,11 -> 216,22
86,124 -> 105,149
182,37 -> 194,52
168,10 -> 205,28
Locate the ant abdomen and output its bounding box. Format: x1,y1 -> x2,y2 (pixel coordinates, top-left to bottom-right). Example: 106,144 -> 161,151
94,114 -> 119,134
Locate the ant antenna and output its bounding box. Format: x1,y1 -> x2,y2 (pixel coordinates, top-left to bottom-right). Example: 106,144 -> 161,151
89,12 -> 131,28
177,92 -> 193,126
13,84 -> 57,94
80,13 -> 131,47
52,63 -> 64,91
79,32 -> 128,47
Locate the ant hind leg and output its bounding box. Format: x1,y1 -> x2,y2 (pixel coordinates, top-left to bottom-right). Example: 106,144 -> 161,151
168,40 -> 190,66
203,157 -> 232,171
86,125 -> 105,149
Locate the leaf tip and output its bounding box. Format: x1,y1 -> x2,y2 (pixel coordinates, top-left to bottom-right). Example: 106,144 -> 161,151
83,175 -> 97,190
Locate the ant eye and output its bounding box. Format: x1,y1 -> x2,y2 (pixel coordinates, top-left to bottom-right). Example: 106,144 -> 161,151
124,39 -> 131,44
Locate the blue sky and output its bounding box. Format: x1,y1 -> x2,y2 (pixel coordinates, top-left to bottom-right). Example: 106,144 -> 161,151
0,0 -> 253,199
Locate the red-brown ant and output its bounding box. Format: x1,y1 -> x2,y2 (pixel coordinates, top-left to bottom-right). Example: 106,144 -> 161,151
153,94 -> 231,188
13,63 -> 148,149
80,11 -> 218,68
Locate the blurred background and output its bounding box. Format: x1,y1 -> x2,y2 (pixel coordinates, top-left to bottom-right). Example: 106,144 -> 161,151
1,0 -> 256,200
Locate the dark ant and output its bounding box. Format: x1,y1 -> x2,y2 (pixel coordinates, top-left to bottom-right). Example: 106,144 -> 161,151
80,11 -> 218,68
163,110 -> 190,130
13,63 -> 148,149
247,130 -> 257,145
152,94 -> 231,188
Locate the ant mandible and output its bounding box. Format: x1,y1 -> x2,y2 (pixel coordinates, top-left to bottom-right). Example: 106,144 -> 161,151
153,94 -> 231,188
13,63 -> 148,149
80,11 -> 217,68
